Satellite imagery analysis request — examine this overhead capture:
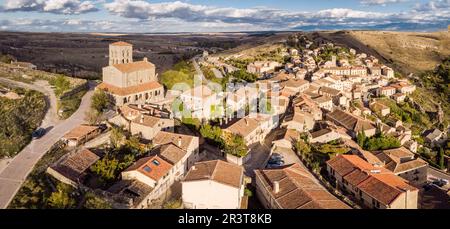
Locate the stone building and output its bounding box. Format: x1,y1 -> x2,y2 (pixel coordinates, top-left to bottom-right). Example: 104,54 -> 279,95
97,41 -> 164,106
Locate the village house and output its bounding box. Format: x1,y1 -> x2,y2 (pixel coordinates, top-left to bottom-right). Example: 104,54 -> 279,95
319,86 -> 348,107
311,95 -> 333,111
373,147 -> 428,186
225,88 -> 247,116
97,41 -> 164,106
247,61 -> 281,75
327,154 -> 418,209
370,101 -> 390,117
46,148 -> 100,188
272,128 -> 300,149
119,131 -> 200,208
391,93 -> 406,103
254,163 -> 350,209
62,125 -> 102,147
281,79 -> 310,94
326,109 -> 377,138
377,86 -> 396,97
282,107 -> 315,132
391,82 -> 416,95
182,160 -> 245,209
179,85 -> 223,120
423,128 -> 445,147
223,115 -> 278,146
322,66 -> 367,76
309,128 -> 345,144
381,66 -> 395,78
109,104 -> 174,140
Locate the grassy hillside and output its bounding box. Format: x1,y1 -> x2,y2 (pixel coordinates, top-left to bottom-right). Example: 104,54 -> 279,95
0,85 -> 46,158
318,31 -> 450,74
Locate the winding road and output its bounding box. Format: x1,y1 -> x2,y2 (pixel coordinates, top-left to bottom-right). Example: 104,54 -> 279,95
0,79 -> 95,208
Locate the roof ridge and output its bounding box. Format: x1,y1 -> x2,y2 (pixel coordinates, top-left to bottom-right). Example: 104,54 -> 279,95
210,160 -> 221,180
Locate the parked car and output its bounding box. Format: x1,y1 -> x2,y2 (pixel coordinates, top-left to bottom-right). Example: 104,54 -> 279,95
432,179 -> 449,187
267,154 -> 285,168
32,128 -> 46,139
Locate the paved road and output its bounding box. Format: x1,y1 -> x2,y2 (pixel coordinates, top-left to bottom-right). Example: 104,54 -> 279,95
0,81 -> 95,208
192,56 -> 207,83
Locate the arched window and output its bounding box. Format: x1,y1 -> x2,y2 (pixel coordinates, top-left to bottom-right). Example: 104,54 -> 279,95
145,93 -> 149,100
123,97 -> 127,104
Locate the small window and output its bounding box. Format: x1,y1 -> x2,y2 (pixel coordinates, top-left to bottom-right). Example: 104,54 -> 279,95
152,160 -> 160,166
143,166 -> 151,172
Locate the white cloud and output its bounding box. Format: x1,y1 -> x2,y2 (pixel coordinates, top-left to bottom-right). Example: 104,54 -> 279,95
1,0 -> 449,32
414,0 -> 450,11
360,0 -> 407,6
2,0 -> 98,14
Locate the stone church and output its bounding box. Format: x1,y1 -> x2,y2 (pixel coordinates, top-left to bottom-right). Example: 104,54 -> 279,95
97,41 -> 164,106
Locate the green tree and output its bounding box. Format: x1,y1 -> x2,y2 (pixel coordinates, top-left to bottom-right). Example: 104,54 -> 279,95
50,75 -> 71,96
294,139 -> 311,160
224,134 -> 248,157
47,183 -> 75,209
83,192 -> 112,209
357,131 -> 366,148
90,156 -> 121,182
200,124 -> 225,148
110,126 -> 126,148
91,90 -> 111,113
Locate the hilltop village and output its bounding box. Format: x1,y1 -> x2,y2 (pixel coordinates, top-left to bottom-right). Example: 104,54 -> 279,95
6,35 -> 449,210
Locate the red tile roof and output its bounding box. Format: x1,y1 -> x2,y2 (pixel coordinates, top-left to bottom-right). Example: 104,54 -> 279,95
97,81 -> 162,96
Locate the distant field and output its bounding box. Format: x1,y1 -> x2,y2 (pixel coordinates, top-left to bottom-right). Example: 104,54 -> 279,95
0,32 -> 282,80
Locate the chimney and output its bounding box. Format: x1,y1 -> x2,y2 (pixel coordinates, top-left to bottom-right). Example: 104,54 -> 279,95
244,118 -> 248,126
177,136 -> 182,147
143,57 -> 148,62
273,181 -> 280,194
140,115 -> 144,124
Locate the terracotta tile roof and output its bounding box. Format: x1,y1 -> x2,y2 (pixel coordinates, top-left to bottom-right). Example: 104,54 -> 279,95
380,86 -> 396,91
107,180 -> 153,207
112,60 -> 155,73
312,95 -> 332,104
50,149 -> 100,182
327,154 -> 417,206
255,163 -> 350,209
154,143 -> 187,165
111,41 -> 132,46
319,86 -> 340,96
130,114 -> 160,128
276,128 -> 300,142
281,79 -> 309,88
310,128 -> 333,139
152,131 -> 195,152
373,147 -> 428,174
184,160 -> 244,188
224,117 -> 260,138
63,125 -> 100,141
326,109 -> 376,133
125,155 -> 173,181
97,81 -> 163,96
327,154 -> 388,177
358,173 -> 416,206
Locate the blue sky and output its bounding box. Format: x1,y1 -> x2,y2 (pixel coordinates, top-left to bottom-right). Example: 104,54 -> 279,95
0,0 -> 448,32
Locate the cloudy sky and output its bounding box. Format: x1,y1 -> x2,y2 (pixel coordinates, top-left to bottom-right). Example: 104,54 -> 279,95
0,0 -> 449,32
